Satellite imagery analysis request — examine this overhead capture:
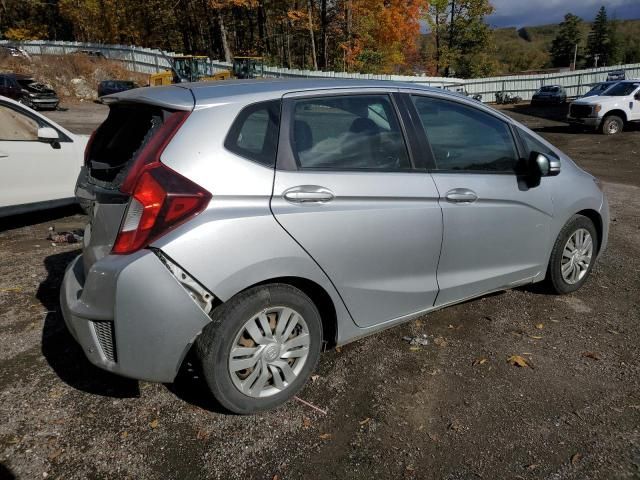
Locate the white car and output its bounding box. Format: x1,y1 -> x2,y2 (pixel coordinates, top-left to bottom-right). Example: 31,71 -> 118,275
568,80 -> 640,135
0,95 -> 87,217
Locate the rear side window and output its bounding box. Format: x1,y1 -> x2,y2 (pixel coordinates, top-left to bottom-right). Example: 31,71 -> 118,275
225,100 -> 280,167
290,94 -> 410,171
412,95 -> 518,173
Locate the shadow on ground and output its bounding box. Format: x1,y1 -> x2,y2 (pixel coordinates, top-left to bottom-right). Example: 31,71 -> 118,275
508,103 -> 570,123
166,352 -> 230,414
0,463 -> 16,480
37,249 -> 140,399
0,205 -> 82,232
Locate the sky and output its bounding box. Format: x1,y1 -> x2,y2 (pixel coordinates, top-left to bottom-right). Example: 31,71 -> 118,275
487,0 -> 640,28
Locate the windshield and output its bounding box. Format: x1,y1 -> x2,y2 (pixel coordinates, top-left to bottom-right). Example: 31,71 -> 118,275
603,82 -> 640,96
540,86 -> 559,92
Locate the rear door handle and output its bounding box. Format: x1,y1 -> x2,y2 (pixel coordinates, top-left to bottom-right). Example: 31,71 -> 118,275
445,188 -> 478,204
0,152 -> 8,158
283,186 -> 334,204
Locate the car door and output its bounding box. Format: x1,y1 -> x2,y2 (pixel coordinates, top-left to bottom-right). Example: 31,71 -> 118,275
271,90 -> 443,328
630,86 -> 640,121
406,92 -> 554,306
0,101 -> 79,209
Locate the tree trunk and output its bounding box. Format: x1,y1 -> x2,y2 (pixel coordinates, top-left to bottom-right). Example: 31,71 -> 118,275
218,10 -> 232,63
445,0 -> 456,77
320,0 -> 327,69
308,0 -> 318,70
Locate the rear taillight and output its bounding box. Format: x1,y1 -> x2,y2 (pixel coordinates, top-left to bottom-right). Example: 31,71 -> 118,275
112,163 -> 211,254
120,110 -> 190,194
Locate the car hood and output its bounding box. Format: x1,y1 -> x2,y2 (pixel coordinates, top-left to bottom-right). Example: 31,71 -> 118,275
572,95 -> 628,105
19,82 -> 57,95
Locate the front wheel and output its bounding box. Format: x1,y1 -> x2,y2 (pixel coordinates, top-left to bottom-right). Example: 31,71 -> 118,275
547,215 -> 598,294
196,284 -> 323,414
601,115 -> 623,135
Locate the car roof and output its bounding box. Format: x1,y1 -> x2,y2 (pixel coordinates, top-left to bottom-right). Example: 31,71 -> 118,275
183,78 -> 467,104
106,78 -> 515,123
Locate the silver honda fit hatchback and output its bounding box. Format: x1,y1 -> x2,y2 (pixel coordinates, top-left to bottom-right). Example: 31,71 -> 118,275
61,80 -> 609,413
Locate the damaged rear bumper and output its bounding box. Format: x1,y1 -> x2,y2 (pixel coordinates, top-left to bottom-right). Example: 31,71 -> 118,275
60,250 -> 212,383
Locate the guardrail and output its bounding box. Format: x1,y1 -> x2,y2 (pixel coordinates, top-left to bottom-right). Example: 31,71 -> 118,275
3,39 -> 639,102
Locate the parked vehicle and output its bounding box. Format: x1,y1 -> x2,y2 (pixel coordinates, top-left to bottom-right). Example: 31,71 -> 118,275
606,70 -> 625,82
568,80 -> 640,135
453,87 -> 482,102
0,45 -> 30,59
581,81 -> 619,98
98,80 -> 138,98
0,95 -> 87,217
0,73 -> 59,110
62,80 -> 609,414
495,91 -> 522,104
531,85 -> 567,104
71,49 -> 106,59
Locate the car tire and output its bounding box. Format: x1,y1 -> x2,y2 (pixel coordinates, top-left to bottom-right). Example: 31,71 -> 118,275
546,215 -> 598,295
601,115 -> 623,135
195,284 -> 323,414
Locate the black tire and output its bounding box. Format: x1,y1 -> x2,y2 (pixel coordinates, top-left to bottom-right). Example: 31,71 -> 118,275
601,115 -> 624,135
546,215 -> 598,294
195,284 -> 323,414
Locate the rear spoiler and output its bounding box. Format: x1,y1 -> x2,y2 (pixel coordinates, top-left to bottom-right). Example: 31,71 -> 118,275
102,85 -> 194,111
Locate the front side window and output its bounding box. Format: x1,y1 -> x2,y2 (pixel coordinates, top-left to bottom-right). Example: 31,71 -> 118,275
517,128 -> 557,158
412,95 -> 519,173
0,104 -> 39,141
225,100 -> 280,167
291,94 -> 411,171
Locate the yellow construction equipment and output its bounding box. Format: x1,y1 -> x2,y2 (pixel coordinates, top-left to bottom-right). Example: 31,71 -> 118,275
149,54 -> 265,86
149,55 -> 224,86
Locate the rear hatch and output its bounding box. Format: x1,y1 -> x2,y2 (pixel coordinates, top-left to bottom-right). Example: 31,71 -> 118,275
76,87 -> 195,274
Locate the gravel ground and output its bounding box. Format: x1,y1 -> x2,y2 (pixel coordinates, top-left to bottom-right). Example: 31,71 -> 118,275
1,102 -> 639,480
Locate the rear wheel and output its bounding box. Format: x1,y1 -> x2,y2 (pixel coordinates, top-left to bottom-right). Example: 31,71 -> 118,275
196,284 -> 322,414
601,115 -> 623,135
547,215 -> 598,294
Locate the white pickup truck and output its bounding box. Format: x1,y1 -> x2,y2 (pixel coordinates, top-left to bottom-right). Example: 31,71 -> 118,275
568,80 -> 640,135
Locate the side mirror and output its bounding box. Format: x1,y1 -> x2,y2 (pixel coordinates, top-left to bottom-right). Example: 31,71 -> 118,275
529,151 -> 560,179
635,92 -> 640,101
38,126 -> 59,142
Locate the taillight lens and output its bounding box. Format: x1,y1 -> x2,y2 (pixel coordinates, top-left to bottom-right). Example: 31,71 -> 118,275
112,164 -> 211,254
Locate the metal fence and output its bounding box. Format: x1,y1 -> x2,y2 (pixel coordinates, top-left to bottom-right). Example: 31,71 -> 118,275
3,39 -> 640,102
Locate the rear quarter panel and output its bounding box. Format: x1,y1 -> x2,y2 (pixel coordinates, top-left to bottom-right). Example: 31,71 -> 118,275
152,102 -> 354,331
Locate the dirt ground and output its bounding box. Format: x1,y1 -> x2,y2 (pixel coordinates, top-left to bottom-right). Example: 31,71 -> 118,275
1,102 -> 639,480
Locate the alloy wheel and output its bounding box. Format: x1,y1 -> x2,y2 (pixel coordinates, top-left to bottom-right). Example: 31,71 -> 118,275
228,306 -> 310,398
561,228 -> 593,284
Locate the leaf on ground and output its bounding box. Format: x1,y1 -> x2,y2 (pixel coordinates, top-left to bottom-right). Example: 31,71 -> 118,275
359,417 -> 371,426
535,323 -> 544,329
149,419 -> 159,429
526,464 -> 539,471
434,337 -> 448,347
311,374 -> 320,382
319,433 -> 332,440
571,452 -> 582,465
335,346 -> 342,353
472,357 -> 488,366
409,346 -> 421,352
120,431 -> 128,440
302,416 -> 311,429
582,351 -> 601,360
530,335 -> 543,340
507,355 -> 530,368
196,429 -> 210,440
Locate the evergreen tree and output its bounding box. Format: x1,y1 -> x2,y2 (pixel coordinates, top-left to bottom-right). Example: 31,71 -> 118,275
586,6 -> 618,67
550,13 -> 582,68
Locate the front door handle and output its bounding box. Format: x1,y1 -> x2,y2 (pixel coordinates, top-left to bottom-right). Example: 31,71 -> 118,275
283,186 -> 334,204
445,188 -> 478,204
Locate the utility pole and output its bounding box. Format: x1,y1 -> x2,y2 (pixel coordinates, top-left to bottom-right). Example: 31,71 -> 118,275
572,43 -> 578,70
594,53 -> 600,68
